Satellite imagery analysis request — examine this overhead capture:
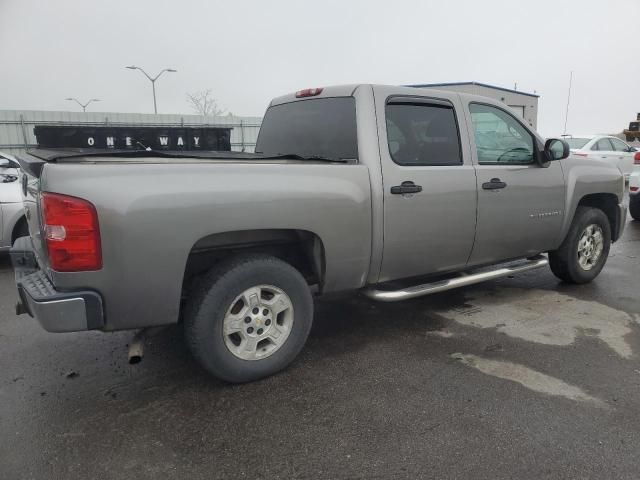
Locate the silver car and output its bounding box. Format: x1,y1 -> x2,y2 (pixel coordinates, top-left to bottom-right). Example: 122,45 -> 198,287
562,135 -> 636,178
0,151 -> 27,252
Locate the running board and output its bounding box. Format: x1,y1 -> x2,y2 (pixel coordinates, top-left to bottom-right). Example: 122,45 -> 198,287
363,255 -> 548,302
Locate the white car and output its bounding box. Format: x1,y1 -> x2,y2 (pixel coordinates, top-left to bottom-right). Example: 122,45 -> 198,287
630,151 -> 640,221
0,151 -> 27,252
562,135 -> 636,178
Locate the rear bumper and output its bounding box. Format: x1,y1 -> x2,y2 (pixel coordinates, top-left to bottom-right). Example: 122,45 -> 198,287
11,237 -> 104,333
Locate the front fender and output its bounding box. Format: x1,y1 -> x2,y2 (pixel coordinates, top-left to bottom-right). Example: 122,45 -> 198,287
558,157 -> 625,243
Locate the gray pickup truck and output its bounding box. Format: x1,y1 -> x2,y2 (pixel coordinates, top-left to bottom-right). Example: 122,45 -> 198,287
12,84 -> 626,382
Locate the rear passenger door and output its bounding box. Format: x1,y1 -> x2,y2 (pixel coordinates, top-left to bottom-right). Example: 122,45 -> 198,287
376,92 -> 478,282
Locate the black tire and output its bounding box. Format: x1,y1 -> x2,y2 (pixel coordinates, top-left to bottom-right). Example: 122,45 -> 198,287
630,195 -> 640,221
184,255 -> 313,383
548,206 -> 611,284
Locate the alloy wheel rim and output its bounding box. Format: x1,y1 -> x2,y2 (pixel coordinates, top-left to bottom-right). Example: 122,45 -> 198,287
222,285 -> 294,361
577,224 -> 604,271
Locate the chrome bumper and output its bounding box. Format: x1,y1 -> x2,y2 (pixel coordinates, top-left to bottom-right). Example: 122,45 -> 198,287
11,237 -> 104,332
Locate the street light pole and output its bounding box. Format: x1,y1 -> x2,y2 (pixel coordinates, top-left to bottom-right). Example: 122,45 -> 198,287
152,80 -> 157,114
65,97 -> 100,112
125,66 -> 177,114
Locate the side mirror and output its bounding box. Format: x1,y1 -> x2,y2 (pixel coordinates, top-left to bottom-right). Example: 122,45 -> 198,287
544,138 -> 570,161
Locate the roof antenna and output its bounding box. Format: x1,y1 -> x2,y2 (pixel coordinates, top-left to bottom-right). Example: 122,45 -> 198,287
563,71 -> 573,135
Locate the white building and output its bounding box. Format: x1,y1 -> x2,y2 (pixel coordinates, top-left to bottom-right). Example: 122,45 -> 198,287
407,82 -> 539,129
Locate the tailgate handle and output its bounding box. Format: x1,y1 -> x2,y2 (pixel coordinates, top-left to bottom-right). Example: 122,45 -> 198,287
391,181 -> 422,195
482,178 -> 507,190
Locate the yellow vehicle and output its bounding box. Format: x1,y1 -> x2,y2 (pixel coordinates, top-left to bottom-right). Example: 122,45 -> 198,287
624,113 -> 640,142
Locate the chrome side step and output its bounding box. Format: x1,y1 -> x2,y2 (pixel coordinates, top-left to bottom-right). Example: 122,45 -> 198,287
363,255 -> 548,302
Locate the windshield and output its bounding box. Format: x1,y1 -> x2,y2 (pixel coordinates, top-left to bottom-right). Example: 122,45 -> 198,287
564,137 -> 590,149
255,97 -> 358,160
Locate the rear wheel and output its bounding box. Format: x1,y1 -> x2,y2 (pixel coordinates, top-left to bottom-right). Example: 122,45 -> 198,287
549,207 -> 611,284
184,255 -> 313,383
630,195 -> 640,221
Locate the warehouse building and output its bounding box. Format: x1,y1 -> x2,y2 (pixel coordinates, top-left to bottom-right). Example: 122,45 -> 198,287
407,82 -> 539,129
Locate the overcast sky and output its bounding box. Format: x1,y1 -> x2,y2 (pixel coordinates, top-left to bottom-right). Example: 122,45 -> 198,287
1,0 -> 638,136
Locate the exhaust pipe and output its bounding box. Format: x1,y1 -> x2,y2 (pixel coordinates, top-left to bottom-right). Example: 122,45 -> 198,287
128,329 -> 146,364
127,326 -> 167,364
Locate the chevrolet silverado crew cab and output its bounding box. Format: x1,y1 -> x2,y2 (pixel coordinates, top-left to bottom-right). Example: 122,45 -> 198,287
12,85 -> 626,383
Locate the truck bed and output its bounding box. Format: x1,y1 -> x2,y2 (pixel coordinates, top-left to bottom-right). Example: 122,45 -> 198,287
17,148 -> 351,178
16,149 -> 372,331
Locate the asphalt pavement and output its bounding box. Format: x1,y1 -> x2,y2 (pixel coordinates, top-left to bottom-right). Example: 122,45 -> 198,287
1,214 -> 639,480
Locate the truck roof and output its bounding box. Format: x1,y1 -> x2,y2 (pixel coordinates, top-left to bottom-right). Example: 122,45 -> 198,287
269,84 -> 485,106
270,85 -> 362,106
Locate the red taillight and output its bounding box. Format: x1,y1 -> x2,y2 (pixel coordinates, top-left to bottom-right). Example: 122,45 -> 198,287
41,192 -> 102,272
295,87 -> 323,98
634,152 -> 640,165
631,186 -> 639,192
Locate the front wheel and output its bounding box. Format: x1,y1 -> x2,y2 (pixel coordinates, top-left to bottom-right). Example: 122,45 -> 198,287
184,255 -> 314,383
630,195 -> 640,221
549,206 -> 611,284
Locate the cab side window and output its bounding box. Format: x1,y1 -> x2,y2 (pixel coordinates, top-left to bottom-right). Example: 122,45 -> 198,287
469,103 -> 534,165
610,138 -> 630,152
385,102 -> 462,166
593,139 -> 613,151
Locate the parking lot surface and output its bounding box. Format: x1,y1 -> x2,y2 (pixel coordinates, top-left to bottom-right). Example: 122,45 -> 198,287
1,216 -> 639,480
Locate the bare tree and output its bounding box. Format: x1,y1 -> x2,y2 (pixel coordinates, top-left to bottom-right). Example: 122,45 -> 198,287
186,89 -> 227,116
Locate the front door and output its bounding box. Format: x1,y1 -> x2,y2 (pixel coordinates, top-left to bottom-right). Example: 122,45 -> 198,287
465,102 -> 566,266
377,92 -> 478,282
610,137 -> 635,177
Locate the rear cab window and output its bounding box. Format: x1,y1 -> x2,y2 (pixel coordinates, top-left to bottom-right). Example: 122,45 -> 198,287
255,97 -> 358,161
385,100 -> 462,166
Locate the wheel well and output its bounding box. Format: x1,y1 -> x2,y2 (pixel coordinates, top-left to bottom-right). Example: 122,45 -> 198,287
11,216 -> 28,244
182,229 -> 326,298
577,193 -> 620,241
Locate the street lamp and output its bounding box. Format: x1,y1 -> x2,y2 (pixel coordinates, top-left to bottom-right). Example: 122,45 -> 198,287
65,97 -> 100,112
126,65 -> 177,114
